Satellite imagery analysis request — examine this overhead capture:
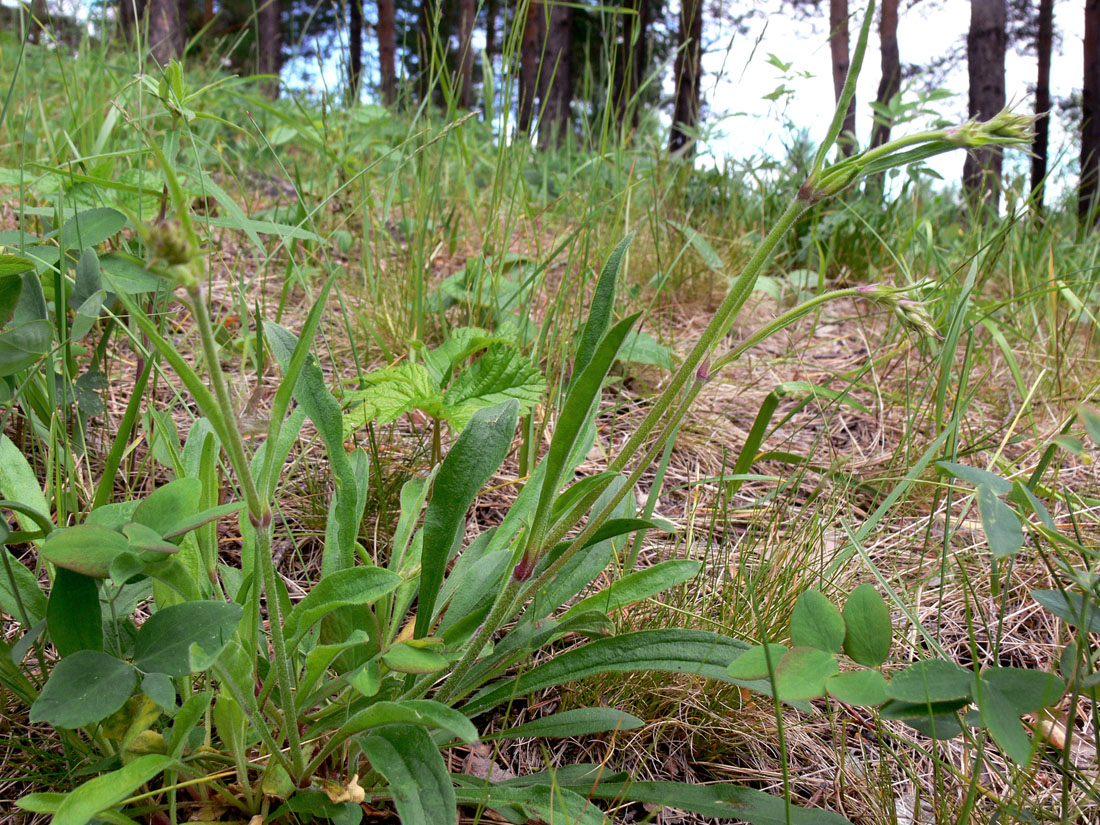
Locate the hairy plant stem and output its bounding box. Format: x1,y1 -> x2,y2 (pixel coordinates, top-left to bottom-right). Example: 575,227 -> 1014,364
187,286 -> 305,778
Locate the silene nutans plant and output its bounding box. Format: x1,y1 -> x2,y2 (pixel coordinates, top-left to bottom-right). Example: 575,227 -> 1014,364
0,2 -> 1075,824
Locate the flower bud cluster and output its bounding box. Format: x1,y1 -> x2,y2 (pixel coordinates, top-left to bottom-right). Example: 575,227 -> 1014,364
145,219 -> 202,289
856,284 -> 940,340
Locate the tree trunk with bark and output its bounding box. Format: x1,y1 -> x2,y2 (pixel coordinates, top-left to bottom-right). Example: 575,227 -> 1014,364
458,0 -> 476,108
669,0 -> 703,156
1082,0 -> 1100,224
517,0 -> 542,134
258,0 -> 282,98
870,0 -> 899,149
147,0 -> 182,65
538,1 -> 573,147
378,0 -> 397,105
963,0 -> 1007,217
614,0 -> 649,131
485,0 -> 498,59
830,0 -> 857,155
1030,0 -> 1053,211
349,0 -> 364,104
119,0 -> 147,40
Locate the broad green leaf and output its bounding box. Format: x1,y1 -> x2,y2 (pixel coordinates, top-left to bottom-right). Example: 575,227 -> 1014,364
563,559 -> 700,619
1080,406 -> 1100,448
342,362 -> 442,430
0,275 -> 22,327
0,546 -> 48,626
71,290 -> 105,340
360,725 -> 458,825
60,208 -> 126,251
123,522 -> 178,555
617,329 -> 674,369
74,248 -> 102,305
415,400 -> 519,639
726,644 -> 789,681
299,630 -> 372,699
978,678 -> 1033,764
887,660 -> 972,704
772,646 -> 839,701
30,650 -> 136,728
980,667 -> 1064,713
284,566 -> 401,642
976,484 -> 1024,557
160,501 -> 246,540
572,234 -> 633,378
0,434 -> 50,531
1032,589 -> 1100,633
423,326 -> 513,385
47,568 -> 102,657
99,253 -> 164,295
132,478 -> 202,537
0,320 -> 52,375
936,461 -> 1012,495
486,707 -> 644,740
213,695 -> 248,768
897,709 -> 964,740
1009,482 -> 1055,531
48,754 -> 177,825
878,697 -> 970,720
0,254 -> 35,277
841,584 -> 892,666
326,699 -> 477,744
41,525 -> 130,578
586,780 -> 851,824
463,629 -> 749,716
382,643 -> 449,674
442,345 -> 545,431
133,601 -> 243,677
141,672 -> 177,715
790,589 -> 845,653
826,670 -> 888,706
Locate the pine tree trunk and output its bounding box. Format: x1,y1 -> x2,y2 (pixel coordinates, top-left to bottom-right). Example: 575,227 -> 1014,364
517,0 -> 542,134
349,0 -> 364,104
963,0 -> 1007,217
259,0 -> 282,99
614,0 -> 649,130
669,0 -> 703,156
378,0 -> 397,105
1030,0 -> 1053,211
148,0 -> 182,65
458,0 -> 476,108
485,0 -> 498,59
1081,0 -> 1100,224
830,0 -> 857,155
538,1 -> 573,147
870,0 -> 899,149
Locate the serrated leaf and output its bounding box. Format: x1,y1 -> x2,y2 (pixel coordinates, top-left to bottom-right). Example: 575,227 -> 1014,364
937,461 -> 1012,495
342,362 -> 442,430
790,589 -> 845,653
422,326 -> 512,385
442,345 -> 545,430
133,601 -> 243,678
976,484 -> 1024,557
361,725 -> 457,825
30,650 -> 136,728
887,660 -> 972,704
826,670 -> 888,706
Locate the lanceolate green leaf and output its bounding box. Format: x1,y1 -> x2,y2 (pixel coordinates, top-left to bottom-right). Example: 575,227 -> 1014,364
573,233 -> 633,378
485,707 -> 644,740
454,784 -> 606,825
41,525 -> 130,578
414,400 -> 519,639
360,725 -> 457,825
325,699 -> 478,744
563,559 -> 699,619
266,320 -> 359,573
47,568 -> 102,657
44,754 -> 177,825
586,780 -> 852,824
284,566 -> 401,643
462,629 -> 749,716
